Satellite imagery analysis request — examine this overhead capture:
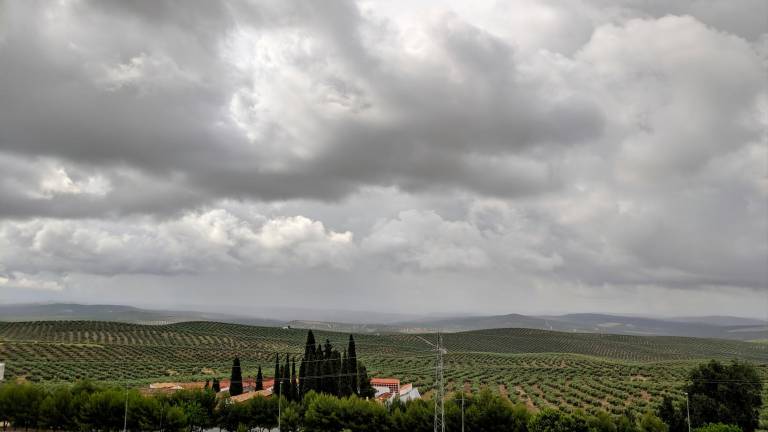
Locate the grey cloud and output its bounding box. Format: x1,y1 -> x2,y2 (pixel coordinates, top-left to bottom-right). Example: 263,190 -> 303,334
0,0 -> 605,216
0,0 -> 765,315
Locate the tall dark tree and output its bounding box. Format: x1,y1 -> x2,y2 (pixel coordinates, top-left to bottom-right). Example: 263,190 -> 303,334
273,353 -> 282,398
357,362 -> 375,399
299,356 -> 308,397
299,331 -> 316,397
212,377 -> 220,393
290,358 -> 298,401
339,350 -> 351,396
347,334 -> 359,394
686,360 -> 762,432
255,365 -> 264,391
229,357 -> 243,396
283,355 -> 292,400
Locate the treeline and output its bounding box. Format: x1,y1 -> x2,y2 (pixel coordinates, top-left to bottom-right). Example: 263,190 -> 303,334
655,360 -> 762,432
0,381 -> 699,432
227,331 -> 375,400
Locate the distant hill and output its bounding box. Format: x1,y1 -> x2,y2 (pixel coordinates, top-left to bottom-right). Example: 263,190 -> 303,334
0,303 -> 282,327
291,313 -> 767,341
1,303 -> 764,341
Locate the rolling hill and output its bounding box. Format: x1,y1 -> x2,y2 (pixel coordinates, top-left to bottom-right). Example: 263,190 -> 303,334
1,303 -> 765,341
0,319 -> 766,419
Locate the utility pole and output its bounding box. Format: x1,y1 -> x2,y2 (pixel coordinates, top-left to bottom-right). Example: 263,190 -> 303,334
461,391 -> 465,432
685,392 -> 691,432
433,332 -> 445,432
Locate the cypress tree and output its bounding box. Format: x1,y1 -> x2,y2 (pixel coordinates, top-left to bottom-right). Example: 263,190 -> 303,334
321,340 -> 333,394
332,349 -> 342,396
340,350 -> 351,396
290,358 -> 298,401
255,365 -> 263,391
229,357 -> 243,396
283,354 -> 291,400
348,334 -> 359,394
273,353 -> 281,398
212,377 -> 220,393
305,330 -> 316,355
300,330 -> 316,396
315,343 -> 323,392
298,356 -> 308,397
204,379 -> 210,390
357,362 -> 375,398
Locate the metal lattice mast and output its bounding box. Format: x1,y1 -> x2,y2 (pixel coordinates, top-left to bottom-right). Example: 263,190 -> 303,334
433,332 -> 445,432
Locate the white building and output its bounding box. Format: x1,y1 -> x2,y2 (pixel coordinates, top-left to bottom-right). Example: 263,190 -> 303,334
374,381 -> 421,404
396,383 -> 421,402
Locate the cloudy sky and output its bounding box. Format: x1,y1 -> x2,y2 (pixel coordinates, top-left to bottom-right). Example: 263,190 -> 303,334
0,0 -> 766,319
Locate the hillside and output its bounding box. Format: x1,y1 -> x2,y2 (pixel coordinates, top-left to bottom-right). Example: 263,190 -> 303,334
0,320 -> 766,417
0,303 -> 282,326
292,313 -> 768,341
1,303 -> 765,341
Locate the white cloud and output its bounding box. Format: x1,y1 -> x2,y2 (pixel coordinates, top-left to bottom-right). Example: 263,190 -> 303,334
0,209 -> 355,278
0,272 -> 64,291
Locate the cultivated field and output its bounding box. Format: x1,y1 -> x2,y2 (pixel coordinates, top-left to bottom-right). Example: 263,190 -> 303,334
1,321 -> 766,419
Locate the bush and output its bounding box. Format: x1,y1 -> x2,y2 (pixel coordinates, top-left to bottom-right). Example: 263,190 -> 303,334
695,424 -> 742,432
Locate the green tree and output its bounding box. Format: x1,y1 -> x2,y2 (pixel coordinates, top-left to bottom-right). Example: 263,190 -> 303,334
695,424 -> 743,432
79,388 -> 129,431
357,362 -> 375,398
281,403 -> 302,432
274,353 -> 282,398
658,395 -> 686,432
529,409 -> 571,432
639,412 -> 669,432
303,393 -> 390,431
247,395 -> 278,431
340,350 -> 352,396
283,354 -> 292,400
212,377 -> 221,393
348,334 -> 358,394
465,388 -> 520,432
229,357 -> 244,396
290,358 -> 298,401
39,386 -> 76,430
1,384 -> 45,429
686,360 -> 762,432
302,331 -> 317,391
256,365 -> 264,391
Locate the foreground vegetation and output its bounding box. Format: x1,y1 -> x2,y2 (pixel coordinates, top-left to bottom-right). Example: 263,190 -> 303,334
0,321 -> 766,423
0,381 -> 710,432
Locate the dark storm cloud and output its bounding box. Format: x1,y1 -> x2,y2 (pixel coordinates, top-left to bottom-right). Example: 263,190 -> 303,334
0,0 -> 765,316
0,0 -> 606,218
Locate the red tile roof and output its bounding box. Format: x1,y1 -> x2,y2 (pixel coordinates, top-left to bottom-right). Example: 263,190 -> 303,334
371,378 -> 400,385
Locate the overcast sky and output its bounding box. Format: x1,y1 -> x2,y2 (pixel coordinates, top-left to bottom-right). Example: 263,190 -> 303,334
0,0 -> 766,319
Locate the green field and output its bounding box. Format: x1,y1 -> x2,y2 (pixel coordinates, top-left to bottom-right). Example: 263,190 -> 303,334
1,321 -> 766,419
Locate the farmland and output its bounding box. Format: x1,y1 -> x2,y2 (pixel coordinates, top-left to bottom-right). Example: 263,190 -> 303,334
1,321 -> 766,418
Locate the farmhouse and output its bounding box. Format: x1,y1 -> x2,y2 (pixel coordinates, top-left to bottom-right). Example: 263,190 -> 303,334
371,377 -> 421,403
